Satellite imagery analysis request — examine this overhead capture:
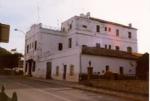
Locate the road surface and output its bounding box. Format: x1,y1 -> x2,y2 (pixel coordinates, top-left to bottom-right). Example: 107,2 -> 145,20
0,76 -> 132,101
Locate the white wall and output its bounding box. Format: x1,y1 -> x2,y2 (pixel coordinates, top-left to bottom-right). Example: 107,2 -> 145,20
32,60 -> 47,78
74,16 -> 138,52
32,47 -> 81,82
75,34 -> 137,52
25,14 -> 138,81
81,55 -> 136,76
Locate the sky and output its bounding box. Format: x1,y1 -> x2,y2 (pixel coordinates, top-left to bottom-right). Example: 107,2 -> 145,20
0,0 -> 150,54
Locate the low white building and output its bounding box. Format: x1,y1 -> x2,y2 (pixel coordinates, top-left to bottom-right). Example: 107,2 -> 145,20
24,13 -> 140,82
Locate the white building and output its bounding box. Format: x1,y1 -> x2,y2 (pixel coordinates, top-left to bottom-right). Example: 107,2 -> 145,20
24,13 -> 140,82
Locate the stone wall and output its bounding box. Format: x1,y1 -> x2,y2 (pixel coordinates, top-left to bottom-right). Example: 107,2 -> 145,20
82,79 -> 148,95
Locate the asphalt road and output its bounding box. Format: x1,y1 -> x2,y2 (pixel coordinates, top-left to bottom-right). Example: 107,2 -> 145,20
0,76 -> 132,101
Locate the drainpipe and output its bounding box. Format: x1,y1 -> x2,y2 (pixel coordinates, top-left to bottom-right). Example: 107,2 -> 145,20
79,47 -> 82,82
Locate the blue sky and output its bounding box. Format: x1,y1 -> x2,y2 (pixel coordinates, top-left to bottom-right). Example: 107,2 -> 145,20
0,0 -> 150,54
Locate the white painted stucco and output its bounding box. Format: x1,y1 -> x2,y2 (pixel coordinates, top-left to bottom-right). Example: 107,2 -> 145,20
24,13 -> 138,82
81,55 -> 136,76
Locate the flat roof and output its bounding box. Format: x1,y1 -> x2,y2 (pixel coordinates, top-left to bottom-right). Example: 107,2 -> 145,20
75,16 -> 137,30
82,46 -> 142,60
90,17 -> 137,30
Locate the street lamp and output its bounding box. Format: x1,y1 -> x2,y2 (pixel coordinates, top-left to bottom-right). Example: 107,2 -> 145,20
14,28 -> 26,75
14,28 -> 26,35
14,28 -> 26,54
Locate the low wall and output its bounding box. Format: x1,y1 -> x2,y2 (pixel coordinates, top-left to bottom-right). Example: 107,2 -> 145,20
81,79 -> 149,96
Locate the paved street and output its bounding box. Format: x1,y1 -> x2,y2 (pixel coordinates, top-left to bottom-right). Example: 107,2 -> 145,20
0,76 -> 132,101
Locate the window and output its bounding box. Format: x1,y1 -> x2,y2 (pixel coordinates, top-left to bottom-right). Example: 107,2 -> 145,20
58,43 -> 63,51
108,28 -> 111,32
56,66 -> 59,76
70,65 -> 74,76
119,66 -> 124,75
96,43 -> 100,48
115,46 -> 120,50
116,29 -> 119,36
128,32 -> 132,39
105,44 -> 107,49
62,28 -> 65,32
27,45 -> 29,53
25,63 -> 27,72
30,43 -> 31,49
69,24 -> 72,29
82,25 -> 87,28
35,41 -> 37,50
105,27 -> 107,31
106,65 -> 109,71
82,45 -> 87,47
109,45 -> 111,49
32,42 -> 34,48
127,47 -> 132,53
96,25 -> 100,32
68,38 -> 72,48
29,44 -> 30,49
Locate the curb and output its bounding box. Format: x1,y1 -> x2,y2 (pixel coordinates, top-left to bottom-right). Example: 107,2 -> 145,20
72,86 -> 148,101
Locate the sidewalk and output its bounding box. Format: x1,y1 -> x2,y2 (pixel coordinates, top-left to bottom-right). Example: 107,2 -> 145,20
26,77 -> 148,101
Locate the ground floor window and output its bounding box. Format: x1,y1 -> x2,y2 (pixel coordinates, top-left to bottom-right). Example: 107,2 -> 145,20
105,65 -> 109,72
70,64 -> 74,76
56,66 -> 59,76
120,66 -> 124,75
25,63 -> 27,72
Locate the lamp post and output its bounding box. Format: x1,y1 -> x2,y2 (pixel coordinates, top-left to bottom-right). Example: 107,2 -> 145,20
14,28 -> 26,75
14,28 -> 26,35
14,28 -> 26,54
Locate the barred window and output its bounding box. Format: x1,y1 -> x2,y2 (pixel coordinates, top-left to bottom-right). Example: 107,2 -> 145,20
128,32 -> 132,39
127,47 -> 132,53
115,46 -> 120,50
116,29 -> 119,36
58,43 -> 63,51
70,65 -> 74,76
35,41 -> 37,50
68,38 -> 72,48
96,25 -> 100,32
56,66 -> 59,76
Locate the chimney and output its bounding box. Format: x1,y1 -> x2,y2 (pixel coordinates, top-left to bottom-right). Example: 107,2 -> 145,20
86,12 -> 91,18
80,13 -> 84,17
129,23 -> 132,28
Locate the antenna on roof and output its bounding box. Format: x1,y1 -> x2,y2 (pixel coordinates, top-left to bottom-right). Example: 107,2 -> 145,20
36,1 -> 40,23
57,19 -> 59,29
86,12 -> 91,18
128,23 -> 132,28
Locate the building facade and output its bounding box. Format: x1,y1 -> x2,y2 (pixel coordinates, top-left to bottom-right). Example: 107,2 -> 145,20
24,13 -> 140,82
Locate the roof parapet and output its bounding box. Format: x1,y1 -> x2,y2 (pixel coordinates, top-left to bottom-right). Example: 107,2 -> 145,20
80,12 -> 91,19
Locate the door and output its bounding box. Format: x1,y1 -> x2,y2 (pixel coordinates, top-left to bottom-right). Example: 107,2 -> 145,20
28,61 -> 32,76
63,65 -> 67,80
120,67 -> 124,75
46,62 -> 52,79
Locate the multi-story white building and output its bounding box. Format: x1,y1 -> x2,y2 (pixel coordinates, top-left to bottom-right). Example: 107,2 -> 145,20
24,13 -> 140,82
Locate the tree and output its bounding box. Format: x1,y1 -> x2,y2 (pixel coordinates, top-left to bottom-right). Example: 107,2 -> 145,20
0,47 -> 23,69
